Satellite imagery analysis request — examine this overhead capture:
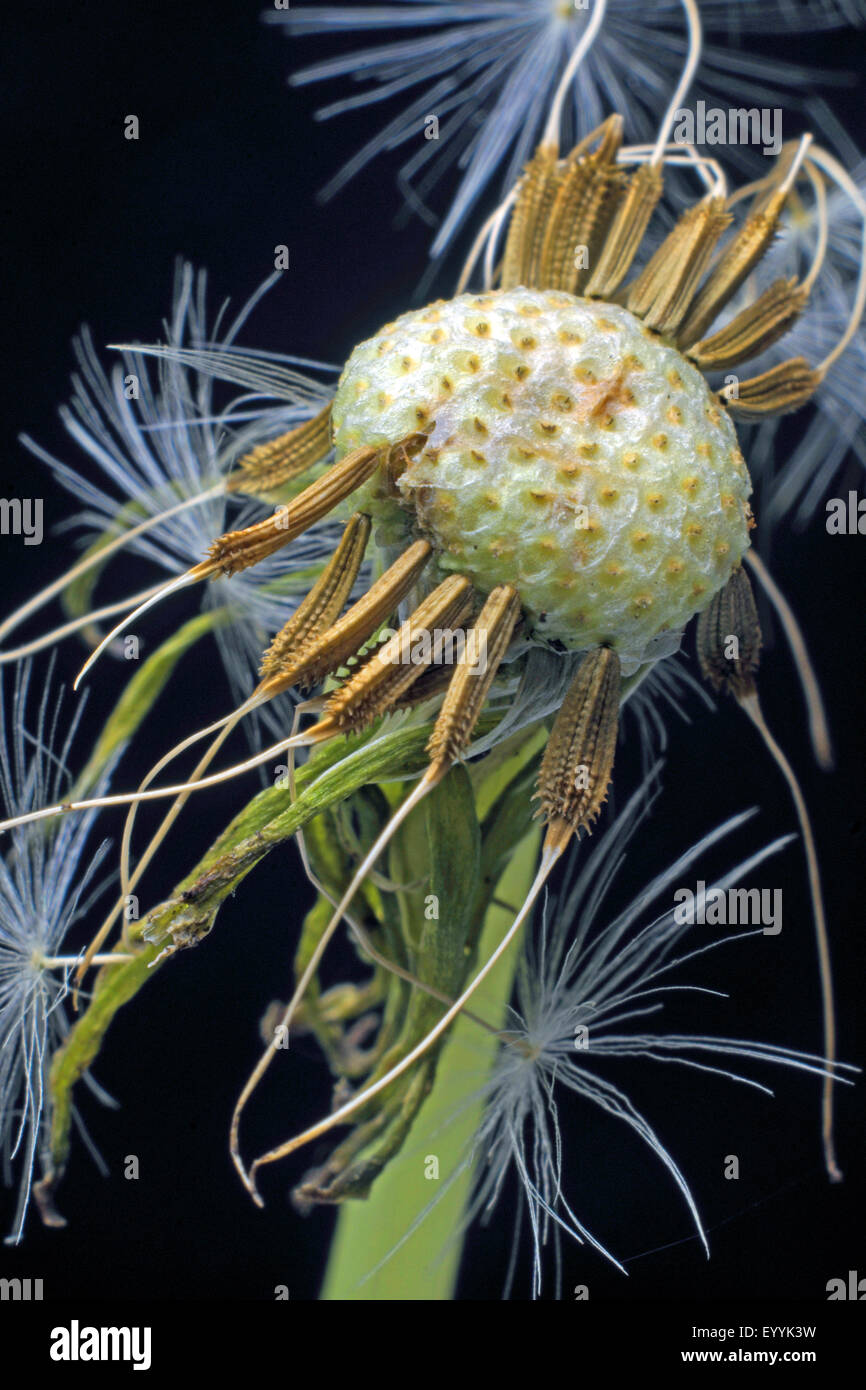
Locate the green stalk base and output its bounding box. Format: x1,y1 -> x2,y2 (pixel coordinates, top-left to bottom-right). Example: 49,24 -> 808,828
320,827 -> 541,1301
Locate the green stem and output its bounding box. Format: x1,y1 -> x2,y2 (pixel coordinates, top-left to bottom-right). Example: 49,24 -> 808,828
320,826 -> 541,1301
45,719 -> 497,1187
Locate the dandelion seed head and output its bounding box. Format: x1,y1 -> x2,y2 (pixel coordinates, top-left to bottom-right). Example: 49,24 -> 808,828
334,286 -> 751,670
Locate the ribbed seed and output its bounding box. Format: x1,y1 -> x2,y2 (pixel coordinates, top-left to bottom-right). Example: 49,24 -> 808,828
722,357 -> 822,419
540,127 -> 626,295
392,665 -> 455,712
625,209 -> 693,313
538,161 -> 598,289
207,434 -> 425,577
226,402 -> 333,497
502,144 -> 562,290
677,189 -> 787,347
260,539 -> 432,697
536,646 -> 621,846
696,566 -> 762,699
208,444 -> 378,576
426,584 -> 522,770
570,171 -> 625,297
626,198 -> 732,334
584,163 -> 664,299
688,278 -> 808,371
258,513 -> 370,680
526,161 -> 568,289
322,575 -> 475,734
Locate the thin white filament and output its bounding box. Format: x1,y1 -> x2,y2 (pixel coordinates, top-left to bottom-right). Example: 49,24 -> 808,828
778,135 -> 813,197
39,954 -> 134,968
456,190 -> 516,295
0,484 -> 222,647
0,724 -> 313,835
119,694 -> 264,898
805,145 -> 866,373
650,0 -> 702,168
743,550 -> 833,770
231,767 -> 439,1187
739,691 -> 840,1183
73,569 -> 203,690
619,141 -> 724,198
484,190 -> 518,289
244,844 -> 565,1200
542,0 -> 610,150
801,160 -> 830,295
0,580 -> 169,665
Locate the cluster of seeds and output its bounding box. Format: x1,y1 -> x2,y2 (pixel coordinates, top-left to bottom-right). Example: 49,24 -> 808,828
333,286 -> 752,669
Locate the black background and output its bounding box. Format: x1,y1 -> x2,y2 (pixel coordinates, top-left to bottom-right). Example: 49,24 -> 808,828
1,0 -> 864,1305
